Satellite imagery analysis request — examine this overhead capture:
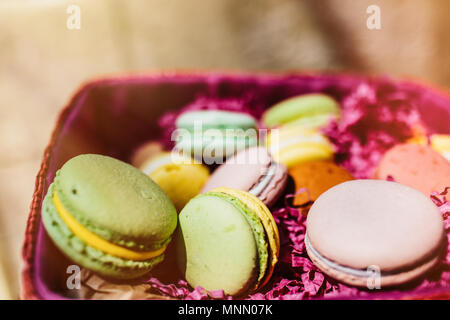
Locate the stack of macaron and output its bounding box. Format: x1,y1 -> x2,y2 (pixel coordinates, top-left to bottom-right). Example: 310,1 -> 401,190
135,109 -> 291,212
130,110 -> 287,295
262,93 -> 354,206
262,94 -> 338,170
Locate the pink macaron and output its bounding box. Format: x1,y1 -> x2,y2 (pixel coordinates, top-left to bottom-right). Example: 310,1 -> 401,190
201,146 -> 288,207
306,180 -> 445,288
374,143 -> 450,196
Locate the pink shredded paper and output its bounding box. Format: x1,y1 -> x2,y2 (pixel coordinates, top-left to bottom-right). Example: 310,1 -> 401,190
324,82 -> 422,178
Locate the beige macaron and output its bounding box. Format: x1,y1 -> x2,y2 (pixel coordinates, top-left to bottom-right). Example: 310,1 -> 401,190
306,180 -> 445,288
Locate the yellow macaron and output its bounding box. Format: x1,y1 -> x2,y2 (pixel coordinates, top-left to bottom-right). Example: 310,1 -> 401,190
265,126 -> 334,169
140,152 -> 210,212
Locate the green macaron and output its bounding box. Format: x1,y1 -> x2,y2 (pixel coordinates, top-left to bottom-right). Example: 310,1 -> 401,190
174,110 -> 258,164
41,154 -> 177,280
262,93 -> 340,129
177,187 -> 280,296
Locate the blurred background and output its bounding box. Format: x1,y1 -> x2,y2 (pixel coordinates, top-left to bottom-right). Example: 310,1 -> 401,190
1,0 -> 450,299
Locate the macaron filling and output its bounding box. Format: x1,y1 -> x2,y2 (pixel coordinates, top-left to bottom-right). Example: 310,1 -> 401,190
305,234 -> 443,279
141,152 -> 198,175
52,192 -> 167,261
248,162 -> 277,197
273,132 -> 333,151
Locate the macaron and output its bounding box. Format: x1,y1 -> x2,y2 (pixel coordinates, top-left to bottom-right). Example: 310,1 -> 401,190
140,152 -> 210,212
265,126 -> 334,169
374,143 -> 450,196
42,154 -> 178,279
201,146 -> 287,207
177,187 -> 280,296
130,141 -> 164,168
288,161 -> 353,206
306,180 -> 445,287
262,93 -> 340,129
174,110 -> 258,164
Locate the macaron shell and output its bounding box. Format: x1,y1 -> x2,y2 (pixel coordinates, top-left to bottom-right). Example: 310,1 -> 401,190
374,144 -> 450,195
201,146 -> 272,193
266,125 -> 331,148
201,146 -> 287,207
284,113 -> 339,130
54,154 -> 177,250
178,194 -> 260,295
305,237 -> 441,288
150,164 -> 209,212
42,184 -> 162,279
289,161 -> 353,206
307,180 -> 444,272
140,152 -> 175,175
262,93 -> 340,128
266,127 -> 334,169
141,153 -> 210,212
176,110 -> 257,131
274,143 -> 333,169
175,131 -> 258,163
212,187 -> 280,288
130,141 -> 164,168
175,110 -> 258,163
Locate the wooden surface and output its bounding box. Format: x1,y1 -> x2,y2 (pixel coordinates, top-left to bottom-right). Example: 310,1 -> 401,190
1,0 -> 449,299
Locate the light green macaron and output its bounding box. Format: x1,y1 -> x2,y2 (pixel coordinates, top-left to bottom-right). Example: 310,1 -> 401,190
262,93 -> 340,129
177,187 -> 280,296
174,110 -> 258,164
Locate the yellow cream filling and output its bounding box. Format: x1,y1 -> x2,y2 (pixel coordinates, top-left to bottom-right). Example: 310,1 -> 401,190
53,193 -> 166,261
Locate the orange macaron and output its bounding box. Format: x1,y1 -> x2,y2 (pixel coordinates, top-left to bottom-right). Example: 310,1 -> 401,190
374,143 -> 450,196
289,160 -> 353,206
